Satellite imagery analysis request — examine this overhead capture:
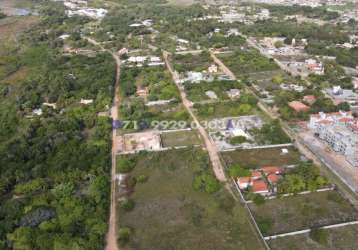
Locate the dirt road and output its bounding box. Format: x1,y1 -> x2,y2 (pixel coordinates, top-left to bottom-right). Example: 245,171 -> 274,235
163,51 -> 227,182
85,36 -> 120,250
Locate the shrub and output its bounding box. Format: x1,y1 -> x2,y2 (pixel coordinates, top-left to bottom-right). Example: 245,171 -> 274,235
228,164 -> 250,178
257,217 -> 273,235
118,227 -> 132,245
121,199 -> 135,212
309,228 -> 328,245
137,175 -> 148,183
229,135 -> 247,145
117,157 -> 136,173
252,194 -> 265,206
193,173 -> 221,194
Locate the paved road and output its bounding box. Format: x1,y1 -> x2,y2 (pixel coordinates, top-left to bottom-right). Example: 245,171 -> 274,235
300,132 -> 358,195
85,36 -> 120,250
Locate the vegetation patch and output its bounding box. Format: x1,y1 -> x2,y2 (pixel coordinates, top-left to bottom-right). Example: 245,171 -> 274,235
117,149 -> 264,250
249,191 -> 358,236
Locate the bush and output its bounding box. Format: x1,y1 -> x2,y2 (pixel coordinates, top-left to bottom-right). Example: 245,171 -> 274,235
228,164 -> 250,178
309,228 -> 328,245
137,175 -> 148,183
229,135 -> 247,145
118,227 -> 132,245
193,173 -> 221,194
257,217 -> 273,235
252,194 -> 265,206
121,199 -> 135,212
327,191 -> 343,203
117,157 -> 136,173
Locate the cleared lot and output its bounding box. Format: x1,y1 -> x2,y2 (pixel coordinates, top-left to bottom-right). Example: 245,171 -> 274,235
117,149 -> 264,250
222,146 -> 302,168
268,223 -> 358,250
161,130 -> 202,148
249,191 -> 358,236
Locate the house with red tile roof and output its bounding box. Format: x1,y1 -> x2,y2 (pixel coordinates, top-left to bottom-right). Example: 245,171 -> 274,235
267,173 -> 281,184
237,177 -> 251,189
303,95 -> 316,105
288,101 -> 309,112
250,170 -> 262,180
252,180 -> 270,195
260,166 -> 283,175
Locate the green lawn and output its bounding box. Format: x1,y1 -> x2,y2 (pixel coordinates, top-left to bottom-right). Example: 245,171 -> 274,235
161,130 -> 202,147
268,224 -> 358,250
249,191 -> 358,236
117,149 -> 264,250
222,146 -> 301,169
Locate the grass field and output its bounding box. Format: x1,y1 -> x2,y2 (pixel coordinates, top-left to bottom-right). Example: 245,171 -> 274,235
268,224 -> 358,250
222,146 -> 301,169
0,16 -> 38,42
161,130 -> 202,147
249,191 -> 358,236
117,149 -> 264,250
193,101 -> 258,120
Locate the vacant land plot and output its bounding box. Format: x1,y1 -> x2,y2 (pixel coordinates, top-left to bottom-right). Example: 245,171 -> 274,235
172,51 -> 212,73
184,79 -> 242,102
249,191 -> 358,236
268,224 -> 358,250
193,100 -> 258,120
222,146 -> 301,168
161,130 -> 202,147
218,49 -> 279,77
117,149 -> 264,250
0,16 -> 38,41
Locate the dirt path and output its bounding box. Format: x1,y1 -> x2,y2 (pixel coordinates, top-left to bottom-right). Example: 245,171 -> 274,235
85,36 -> 120,250
163,51 -> 227,182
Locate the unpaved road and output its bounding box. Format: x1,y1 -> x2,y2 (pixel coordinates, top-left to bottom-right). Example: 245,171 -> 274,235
163,51 -> 227,182
85,36 -> 120,250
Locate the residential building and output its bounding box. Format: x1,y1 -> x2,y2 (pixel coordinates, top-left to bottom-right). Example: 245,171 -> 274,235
288,101 -> 309,112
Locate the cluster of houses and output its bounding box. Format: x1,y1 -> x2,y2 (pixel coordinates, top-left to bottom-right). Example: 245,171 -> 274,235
251,0 -> 346,7
60,0 -> 108,19
236,166 -> 284,196
308,111 -> 358,166
123,55 -> 164,67
179,64 -> 231,84
260,37 -> 307,56
190,5 -> 270,25
31,98 -> 94,117
129,19 -> 153,28
325,85 -> 358,107
288,95 -> 316,112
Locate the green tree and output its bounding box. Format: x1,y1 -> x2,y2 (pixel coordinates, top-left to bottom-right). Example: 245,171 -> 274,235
228,164 -> 250,178
309,228 -> 328,245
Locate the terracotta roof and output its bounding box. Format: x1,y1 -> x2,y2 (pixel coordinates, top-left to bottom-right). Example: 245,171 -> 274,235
288,101 -> 309,112
250,170 -> 262,179
252,180 -> 269,193
267,174 -> 280,184
261,166 -> 283,175
303,95 -> 316,100
351,125 -> 358,131
318,120 -> 332,124
339,117 -> 355,123
237,176 -> 251,184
